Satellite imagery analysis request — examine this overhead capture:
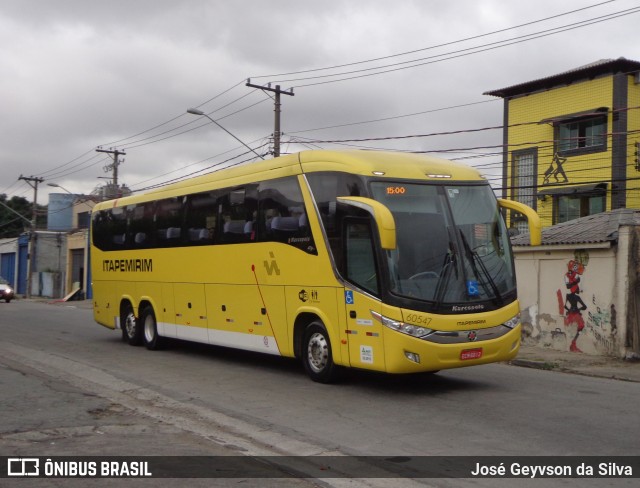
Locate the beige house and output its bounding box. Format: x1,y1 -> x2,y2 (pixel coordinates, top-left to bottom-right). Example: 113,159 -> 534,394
66,198 -> 96,297
512,209 -> 640,359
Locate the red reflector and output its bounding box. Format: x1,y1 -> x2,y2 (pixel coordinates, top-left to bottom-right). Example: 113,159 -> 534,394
461,348 -> 483,360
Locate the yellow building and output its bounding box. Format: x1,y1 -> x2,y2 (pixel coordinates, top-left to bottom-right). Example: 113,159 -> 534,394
485,57 -> 640,229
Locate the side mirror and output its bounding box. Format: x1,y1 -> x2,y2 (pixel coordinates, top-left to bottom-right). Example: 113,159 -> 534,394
498,199 -> 542,246
337,196 -> 396,250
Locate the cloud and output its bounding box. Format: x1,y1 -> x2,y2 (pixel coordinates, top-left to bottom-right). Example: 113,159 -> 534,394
1,0 -> 639,202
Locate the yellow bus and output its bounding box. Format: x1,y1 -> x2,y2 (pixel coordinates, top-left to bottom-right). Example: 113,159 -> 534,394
90,150 -> 540,382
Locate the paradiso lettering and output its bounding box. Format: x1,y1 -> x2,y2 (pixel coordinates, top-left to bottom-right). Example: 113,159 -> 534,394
103,259 -> 153,272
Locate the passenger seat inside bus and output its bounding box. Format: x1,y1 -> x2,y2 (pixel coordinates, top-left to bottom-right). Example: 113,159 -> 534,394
112,233 -> 126,246
156,227 -> 181,243
188,228 -> 209,241
166,227 -> 181,240
223,220 -> 252,243
224,220 -> 245,234
271,216 -> 299,240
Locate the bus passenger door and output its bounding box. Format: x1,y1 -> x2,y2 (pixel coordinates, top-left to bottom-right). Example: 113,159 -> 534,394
343,218 -> 385,371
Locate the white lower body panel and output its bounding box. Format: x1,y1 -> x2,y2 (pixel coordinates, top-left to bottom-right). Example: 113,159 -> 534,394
158,322 -> 281,356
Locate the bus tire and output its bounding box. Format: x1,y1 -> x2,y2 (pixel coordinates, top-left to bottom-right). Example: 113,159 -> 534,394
122,303 -> 142,346
141,305 -> 163,350
302,321 -> 340,383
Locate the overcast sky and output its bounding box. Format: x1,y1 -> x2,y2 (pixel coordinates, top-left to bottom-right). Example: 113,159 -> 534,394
1,0 -> 639,205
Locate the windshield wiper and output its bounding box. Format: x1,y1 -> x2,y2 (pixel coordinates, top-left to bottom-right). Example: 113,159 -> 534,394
433,242 -> 457,310
459,230 -> 503,304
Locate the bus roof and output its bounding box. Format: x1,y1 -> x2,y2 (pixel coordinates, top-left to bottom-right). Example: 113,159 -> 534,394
298,150 -> 484,181
94,150 -> 485,209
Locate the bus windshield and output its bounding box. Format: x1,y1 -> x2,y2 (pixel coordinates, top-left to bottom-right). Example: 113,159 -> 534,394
370,182 -> 515,308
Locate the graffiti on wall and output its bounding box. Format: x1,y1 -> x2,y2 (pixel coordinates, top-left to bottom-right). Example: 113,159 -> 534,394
563,257 -> 588,352
553,250 -> 617,354
587,297 -> 617,353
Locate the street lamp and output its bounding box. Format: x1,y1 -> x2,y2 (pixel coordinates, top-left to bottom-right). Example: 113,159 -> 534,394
186,108 -> 265,160
47,182 -> 74,195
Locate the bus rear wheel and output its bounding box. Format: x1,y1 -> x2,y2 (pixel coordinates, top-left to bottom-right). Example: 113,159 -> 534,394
302,321 -> 340,383
121,303 -> 142,346
141,305 -> 163,350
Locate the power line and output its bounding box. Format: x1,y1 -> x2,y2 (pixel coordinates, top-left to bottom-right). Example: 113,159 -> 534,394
121,95 -> 270,151
51,1 -> 632,183
36,148 -> 98,178
287,104 -> 640,146
99,79 -> 248,148
288,99 -> 498,135
42,131 -> 639,206
131,147 -> 271,193
27,81 -> 252,182
110,88 -> 264,151
11,3 -> 639,202
0,179 -> 26,197
264,5 -> 640,88
86,1 -> 636,168
37,154 -> 110,181
251,0 -> 618,81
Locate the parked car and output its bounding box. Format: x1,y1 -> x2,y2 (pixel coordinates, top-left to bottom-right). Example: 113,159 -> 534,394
0,277 -> 15,303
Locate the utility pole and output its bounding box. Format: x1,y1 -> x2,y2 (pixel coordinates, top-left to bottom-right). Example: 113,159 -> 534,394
96,147 -> 126,197
19,175 -> 44,299
246,79 -> 294,157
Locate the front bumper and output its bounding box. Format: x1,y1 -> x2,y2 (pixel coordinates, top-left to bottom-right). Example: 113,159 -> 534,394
382,323 -> 521,374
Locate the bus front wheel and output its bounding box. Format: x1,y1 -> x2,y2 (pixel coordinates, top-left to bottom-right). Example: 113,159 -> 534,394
302,321 -> 340,383
121,303 -> 142,346
141,305 -> 163,350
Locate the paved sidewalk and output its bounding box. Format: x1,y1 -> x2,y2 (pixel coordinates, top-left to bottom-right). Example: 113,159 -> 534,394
45,298 -> 640,383
513,344 -> 640,382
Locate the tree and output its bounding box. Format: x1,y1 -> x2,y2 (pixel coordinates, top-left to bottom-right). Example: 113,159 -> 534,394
0,194 -> 34,238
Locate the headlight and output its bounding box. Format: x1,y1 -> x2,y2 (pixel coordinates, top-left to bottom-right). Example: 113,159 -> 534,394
503,313 -> 521,329
371,311 -> 433,338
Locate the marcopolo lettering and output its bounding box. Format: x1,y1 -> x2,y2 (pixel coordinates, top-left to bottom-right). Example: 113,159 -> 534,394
103,259 -> 153,272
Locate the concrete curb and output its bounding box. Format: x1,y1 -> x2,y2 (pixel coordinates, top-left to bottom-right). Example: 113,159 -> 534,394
509,354 -> 640,382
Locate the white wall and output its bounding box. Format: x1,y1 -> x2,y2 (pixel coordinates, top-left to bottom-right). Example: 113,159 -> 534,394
514,240 -> 629,358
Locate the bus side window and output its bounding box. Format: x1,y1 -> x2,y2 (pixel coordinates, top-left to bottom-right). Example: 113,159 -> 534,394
218,187 -> 255,244
109,207 -> 128,250
306,172 -> 366,260
185,192 -> 217,245
344,219 -> 379,295
155,197 -> 184,247
258,177 -> 316,254
92,209 -> 115,251
129,202 -> 155,248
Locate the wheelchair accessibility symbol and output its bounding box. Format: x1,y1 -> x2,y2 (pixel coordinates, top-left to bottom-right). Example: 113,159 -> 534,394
467,280 -> 480,297
345,290 -> 354,305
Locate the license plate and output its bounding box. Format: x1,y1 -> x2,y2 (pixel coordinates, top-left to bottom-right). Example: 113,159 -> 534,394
461,348 -> 483,360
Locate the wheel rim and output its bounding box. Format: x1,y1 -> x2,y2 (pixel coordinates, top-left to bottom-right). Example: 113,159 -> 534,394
307,332 -> 329,373
124,312 -> 137,338
144,314 -> 155,343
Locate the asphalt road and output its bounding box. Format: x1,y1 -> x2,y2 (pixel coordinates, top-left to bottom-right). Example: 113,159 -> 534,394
1,300 -> 638,487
